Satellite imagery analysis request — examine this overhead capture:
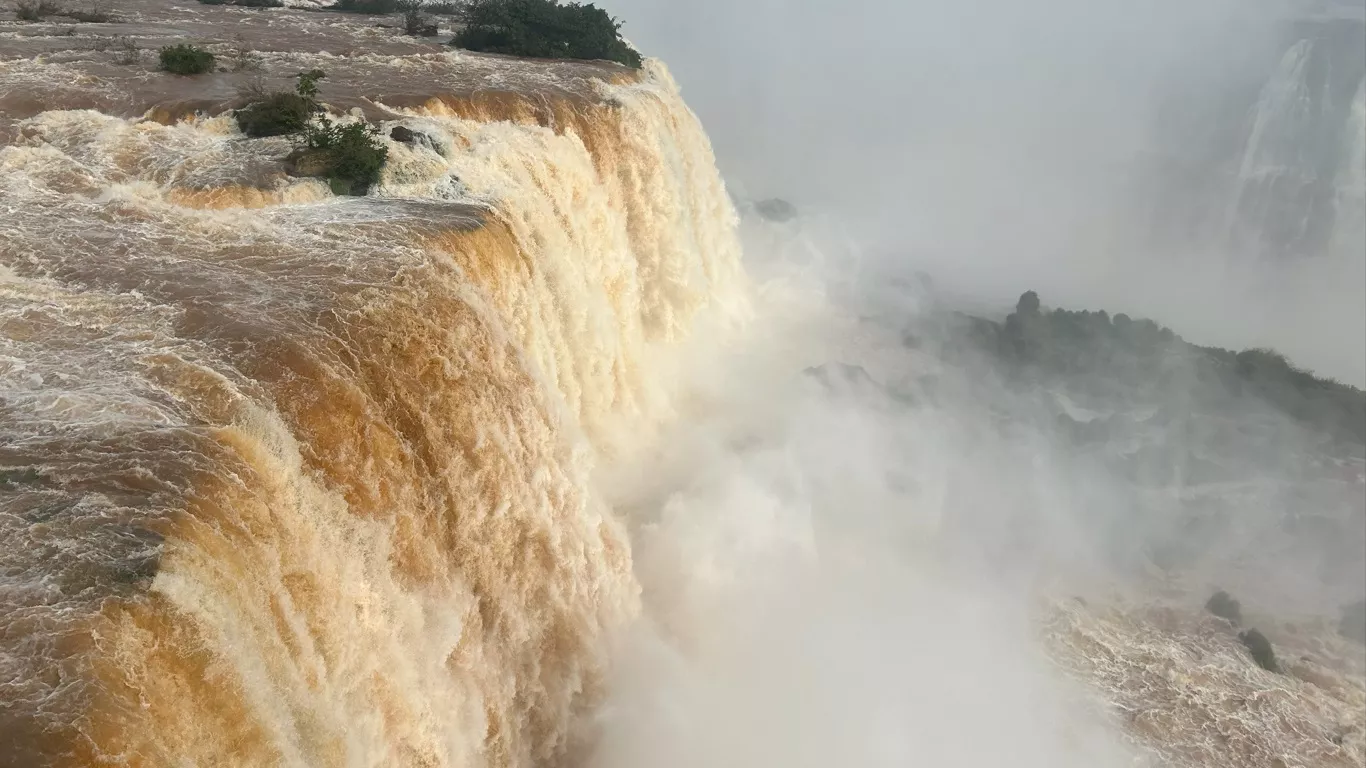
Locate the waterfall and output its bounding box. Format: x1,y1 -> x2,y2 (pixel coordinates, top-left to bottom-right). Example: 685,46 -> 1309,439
0,56 -> 746,768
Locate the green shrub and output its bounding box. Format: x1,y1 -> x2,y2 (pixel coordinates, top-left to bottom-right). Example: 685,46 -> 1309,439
452,0 -> 642,68
235,69 -> 322,136
305,118 -> 389,194
65,2 -> 116,21
16,0 -> 62,20
234,70 -> 389,195
111,35 -> 139,64
235,92 -> 316,137
329,0 -> 399,12
159,44 -> 216,75
403,6 -> 438,35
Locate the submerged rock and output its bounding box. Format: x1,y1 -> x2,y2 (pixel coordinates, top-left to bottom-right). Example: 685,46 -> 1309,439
1238,628 -> 1280,673
1205,590 -> 1243,624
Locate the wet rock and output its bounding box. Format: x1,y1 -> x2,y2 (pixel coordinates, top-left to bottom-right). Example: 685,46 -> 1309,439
389,125 -> 441,153
285,149 -> 331,178
1238,628 -> 1280,673
1205,590 -> 1243,624
754,197 -> 798,222
1339,599 -> 1366,644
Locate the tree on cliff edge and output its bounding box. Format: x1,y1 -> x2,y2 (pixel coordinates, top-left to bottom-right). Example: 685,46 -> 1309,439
452,0 -> 643,68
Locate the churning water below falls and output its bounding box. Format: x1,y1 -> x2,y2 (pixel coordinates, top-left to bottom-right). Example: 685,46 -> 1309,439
1,2 -> 1363,767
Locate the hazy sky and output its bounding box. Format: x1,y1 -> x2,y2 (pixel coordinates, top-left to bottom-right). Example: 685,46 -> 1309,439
610,0 -> 1366,384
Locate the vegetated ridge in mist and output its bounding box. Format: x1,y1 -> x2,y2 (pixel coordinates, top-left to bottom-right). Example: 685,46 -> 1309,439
611,0 -> 1366,386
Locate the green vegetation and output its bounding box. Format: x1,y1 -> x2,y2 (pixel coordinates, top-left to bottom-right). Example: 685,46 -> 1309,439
227,33 -> 262,71
235,91 -> 315,136
452,0 -> 642,68
65,2 -> 115,21
963,290 -> 1366,446
234,70 -> 389,196
305,118 -> 389,194
199,0 -> 284,6
112,35 -> 139,64
403,5 -> 439,35
159,44 -> 216,75
235,69 -> 321,137
15,0 -> 117,19
328,0 -> 400,12
15,0 -> 61,19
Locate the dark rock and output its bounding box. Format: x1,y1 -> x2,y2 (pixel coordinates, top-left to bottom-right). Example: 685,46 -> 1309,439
1238,628 -> 1280,673
285,149 -> 332,178
389,125 -> 441,153
1205,590 -> 1243,624
754,198 -> 798,223
1339,599 -> 1366,644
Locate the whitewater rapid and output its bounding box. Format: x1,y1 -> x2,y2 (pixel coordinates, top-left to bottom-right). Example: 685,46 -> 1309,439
0,36 -> 744,764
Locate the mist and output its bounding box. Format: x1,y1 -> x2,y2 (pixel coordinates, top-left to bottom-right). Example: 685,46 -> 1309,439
580,259 -> 1142,766
572,0 -> 1366,764
609,0 -> 1366,385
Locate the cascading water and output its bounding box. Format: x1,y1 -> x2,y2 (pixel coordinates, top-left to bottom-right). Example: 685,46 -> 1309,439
1331,74 -> 1366,252
1227,38 -> 1323,253
0,12 -> 745,762
3,4 -> 1364,768
1140,7 -> 1366,260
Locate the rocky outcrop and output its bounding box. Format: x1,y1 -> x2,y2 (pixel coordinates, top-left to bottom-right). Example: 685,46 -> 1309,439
285,148 -> 332,178
1238,628 -> 1281,673
1205,590 -> 1243,624
390,125 -> 442,153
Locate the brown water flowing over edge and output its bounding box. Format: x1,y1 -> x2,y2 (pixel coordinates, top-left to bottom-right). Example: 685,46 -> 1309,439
1,5 -> 748,764
4,4 -> 1363,768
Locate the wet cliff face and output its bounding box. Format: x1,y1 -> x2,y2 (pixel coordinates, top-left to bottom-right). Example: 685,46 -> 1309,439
1138,6 -> 1365,260
0,4 -> 746,766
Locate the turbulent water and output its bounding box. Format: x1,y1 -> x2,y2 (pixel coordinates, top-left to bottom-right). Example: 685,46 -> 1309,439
1,4 -> 745,764
1,3 -> 1364,768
